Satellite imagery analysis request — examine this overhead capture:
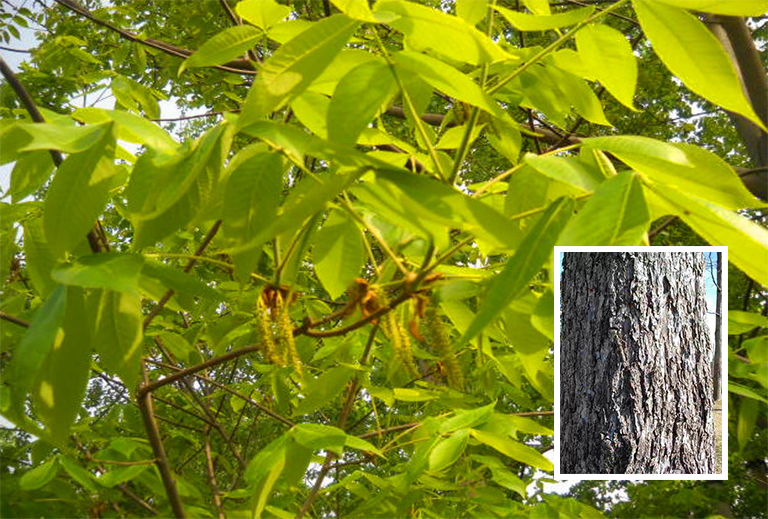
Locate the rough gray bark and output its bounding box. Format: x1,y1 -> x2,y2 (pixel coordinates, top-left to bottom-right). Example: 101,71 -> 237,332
560,252 -> 715,474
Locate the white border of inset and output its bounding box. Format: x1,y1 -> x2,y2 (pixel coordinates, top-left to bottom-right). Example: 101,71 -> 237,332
554,246 -> 728,480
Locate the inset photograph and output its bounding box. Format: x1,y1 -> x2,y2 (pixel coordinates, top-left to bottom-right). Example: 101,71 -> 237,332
555,247 -> 727,479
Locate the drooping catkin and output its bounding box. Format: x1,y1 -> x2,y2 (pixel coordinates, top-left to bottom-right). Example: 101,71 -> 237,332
254,300 -> 281,366
381,296 -> 419,378
424,305 -> 463,390
274,292 -> 302,376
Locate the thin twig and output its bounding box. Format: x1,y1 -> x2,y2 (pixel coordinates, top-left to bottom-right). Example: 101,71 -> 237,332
0,311 -> 30,328
52,0 -> 255,74
143,220 -> 222,329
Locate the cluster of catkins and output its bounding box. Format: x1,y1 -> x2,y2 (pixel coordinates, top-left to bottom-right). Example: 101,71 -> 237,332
253,287 -> 302,376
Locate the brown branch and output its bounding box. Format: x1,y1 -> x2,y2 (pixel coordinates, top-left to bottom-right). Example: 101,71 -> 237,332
298,292 -> 412,338
143,220 -> 222,329
203,427 -> 226,519
0,311 -> 30,328
0,55 -> 107,253
139,345 -> 260,397
190,370 -> 296,428
137,364 -> 186,518
53,0 -> 256,74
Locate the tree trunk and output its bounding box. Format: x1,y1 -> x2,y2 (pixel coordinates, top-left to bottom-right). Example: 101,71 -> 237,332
560,252 -> 715,474
713,252 -> 722,402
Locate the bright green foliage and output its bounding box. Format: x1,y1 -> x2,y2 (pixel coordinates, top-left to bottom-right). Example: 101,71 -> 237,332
1,0 -> 766,517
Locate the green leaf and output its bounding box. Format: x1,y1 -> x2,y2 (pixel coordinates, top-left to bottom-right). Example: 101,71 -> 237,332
180,25 -> 260,75
558,171 -> 649,246
236,0 -> 292,30
10,285 -> 66,414
43,122 -> 117,256
17,122 -> 104,153
737,398 -> 759,452
490,467 -> 528,497
331,0 -> 379,22
23,218 -> 58,297
531,290 -> 555,341
633,0 -> 765,129
111,75 -> 160,119
461,197 -> 573,345
10,150 -> 54,202
313,210 -> 365,299
576,24 -> 638,110
20,458 -> 59,490
393,387 -> 440,402
344,435 -> 384,457
93,290 -> 143,389
33,286 -> 92,443
222,149 -> 284,278
436,124 -> 486,150
52,253 -> 144,294
97,465 -> 149,488
292,91 -> 330,138
245,435 -> 289,517
393,51 -> 508,122
470,428 -> 553,471
359,170 -> 518,253
729,381 -> 768,404
429,429 -> 469,471
440,402 -> 496,433
328,60 -> 399,145
292,423 -> 347,455
59,456 -> 98,492
654,0 -> 768,16
524,153 -> 601,193
140,260 -> 223,302
374,0 -> 509,65
728,311 -> 768,335
744,336 -> 768,363
582,135 -> 690,164
294,366 -> 355,415
238,15 -> 359,128
456,0 -> 488,26
646,185 -> 768,286
585,138 -> 763,210
493,5 -> 593,31
72,108 -> 177,152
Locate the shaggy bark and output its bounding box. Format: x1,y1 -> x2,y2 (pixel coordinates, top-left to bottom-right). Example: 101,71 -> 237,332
560,252 -> 715,474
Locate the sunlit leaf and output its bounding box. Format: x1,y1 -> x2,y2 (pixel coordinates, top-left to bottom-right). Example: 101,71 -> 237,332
634,0 -> 765,129
493,5 -> 593,31
470,428 -> 553,471
313,210 -> 365,299
238,15 -> 359,128
558,171 -> 649,246
180,25 -> 260,75
576,24 -> 638,110
461,197 -> 573,345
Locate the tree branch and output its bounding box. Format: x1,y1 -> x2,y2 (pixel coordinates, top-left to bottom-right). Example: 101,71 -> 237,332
0,54 -> 107,253
143,220 -> 222,329
137,363 -> 186,518
53,0 -> 256,74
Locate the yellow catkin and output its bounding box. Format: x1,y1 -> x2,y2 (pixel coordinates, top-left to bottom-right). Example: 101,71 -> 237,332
254,300 -> 280,365
425,306 -> 463,390
274,293 -> 302,376
395,319 -> 419,378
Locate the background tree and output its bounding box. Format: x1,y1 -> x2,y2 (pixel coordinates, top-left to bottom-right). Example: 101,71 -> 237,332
1,0 -> 767,517
560,251 -> 715,474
